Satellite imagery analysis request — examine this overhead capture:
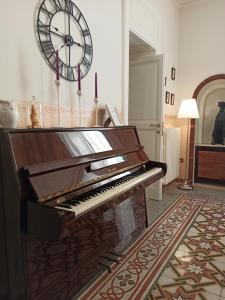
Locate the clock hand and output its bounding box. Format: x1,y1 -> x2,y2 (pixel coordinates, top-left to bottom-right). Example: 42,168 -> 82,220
72,41 -> 85,48
49,30 -> 65,39
57,40 -> 71,51
50,25 -> 66,37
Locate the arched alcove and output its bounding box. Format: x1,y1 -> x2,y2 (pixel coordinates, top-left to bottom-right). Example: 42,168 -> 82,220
189,74 -> 225,184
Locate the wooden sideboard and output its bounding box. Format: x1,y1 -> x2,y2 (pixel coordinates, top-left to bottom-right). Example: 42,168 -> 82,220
194,145 -> 225,185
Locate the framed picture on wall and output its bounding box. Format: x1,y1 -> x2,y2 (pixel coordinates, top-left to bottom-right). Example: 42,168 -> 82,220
165,76 -> 167,87
170,93 -> 175,105
171,67 -> 176,80
105,105 -> 122,126
165,91 -> 170,104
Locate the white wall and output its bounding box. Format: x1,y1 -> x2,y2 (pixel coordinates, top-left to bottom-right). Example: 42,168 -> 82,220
0,0 -> 123,127
128,0 -> 180,117
145,0 -> 180,116
178,0 -> 225,115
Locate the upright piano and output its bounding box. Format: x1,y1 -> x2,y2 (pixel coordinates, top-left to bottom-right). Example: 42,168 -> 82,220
0,126 -> 166,300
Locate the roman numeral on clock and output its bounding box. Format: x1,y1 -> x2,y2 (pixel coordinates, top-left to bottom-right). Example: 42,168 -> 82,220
41,3 -> 53,18
82,57 -> 91,69
51,54 -> 61,71
59,63 -> 64,77
83,29 -> 90,37
75,11 -> 81,22
85,45 -> 93,56
41,40 -> 55,59
38,21 -> 50,36
50,0 -> 62,12
64,0 -> 73,14
66,67 -> 75,80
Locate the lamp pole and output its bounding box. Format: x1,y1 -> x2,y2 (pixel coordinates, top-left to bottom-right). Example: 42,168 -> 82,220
177,99 -> 199,190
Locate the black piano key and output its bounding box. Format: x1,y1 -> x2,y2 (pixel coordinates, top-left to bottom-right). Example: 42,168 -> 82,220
57,203 -> 72,209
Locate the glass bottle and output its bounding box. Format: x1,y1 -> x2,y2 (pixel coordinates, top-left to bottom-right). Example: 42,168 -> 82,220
28,96 -> 43,128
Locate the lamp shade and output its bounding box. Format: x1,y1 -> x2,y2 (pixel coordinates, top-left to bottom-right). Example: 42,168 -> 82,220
177,98 -> 199,119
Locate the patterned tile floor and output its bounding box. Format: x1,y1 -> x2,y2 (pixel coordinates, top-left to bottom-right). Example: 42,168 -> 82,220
146,182 -> 225,300
78,195 -> 201,300
76,182 -> 225,300
146,182 -> 225,225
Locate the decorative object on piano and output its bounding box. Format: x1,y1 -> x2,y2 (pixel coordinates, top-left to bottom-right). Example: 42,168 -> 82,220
211,101 -> 225,145
165,91 -> 170,104
171,67 -> 176,80
77,64 -> 82,126
177,98 -> 199,190
104,105 -> 122,127
94,72 -> 99,126
0,100 -> 19,128
28,96 -> 43,128
170,93 -> 175,105
36,0 -> 93,82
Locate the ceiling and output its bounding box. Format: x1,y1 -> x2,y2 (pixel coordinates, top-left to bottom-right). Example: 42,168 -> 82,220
178,0 -> 201,5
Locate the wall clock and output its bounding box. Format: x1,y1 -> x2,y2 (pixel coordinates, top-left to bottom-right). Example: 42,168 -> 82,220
36,0 -> 93,81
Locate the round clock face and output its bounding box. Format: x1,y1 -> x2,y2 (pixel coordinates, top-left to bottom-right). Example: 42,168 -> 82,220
36,0 -> 93,81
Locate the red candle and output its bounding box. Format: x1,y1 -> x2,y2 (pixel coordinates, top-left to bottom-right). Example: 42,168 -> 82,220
56,50 -> 59,80
95,72 -> 98,98
78,64 -> 81,91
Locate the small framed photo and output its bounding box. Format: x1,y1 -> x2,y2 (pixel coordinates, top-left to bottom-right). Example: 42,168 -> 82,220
165,91 -> 170,104
164,76 -> 167,87
105,105 -> 122,126
170,93 -> 175,105
171,67 -> 176,80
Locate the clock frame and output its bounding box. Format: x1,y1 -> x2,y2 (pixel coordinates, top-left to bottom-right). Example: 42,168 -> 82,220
36,0 -> 93,81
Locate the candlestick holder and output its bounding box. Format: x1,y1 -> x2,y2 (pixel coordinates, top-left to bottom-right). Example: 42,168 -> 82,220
94,97 -> 99,127
77,89 -> 82,127
55,79 -> 61,127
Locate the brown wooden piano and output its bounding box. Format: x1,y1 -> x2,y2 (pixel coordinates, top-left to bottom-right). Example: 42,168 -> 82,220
0,126 -> 166,300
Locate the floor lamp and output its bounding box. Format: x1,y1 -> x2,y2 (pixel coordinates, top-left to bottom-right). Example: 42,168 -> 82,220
177,99 -> 199,190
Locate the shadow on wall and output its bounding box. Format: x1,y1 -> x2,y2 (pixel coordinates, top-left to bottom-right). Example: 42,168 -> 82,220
16,104 -> 119,129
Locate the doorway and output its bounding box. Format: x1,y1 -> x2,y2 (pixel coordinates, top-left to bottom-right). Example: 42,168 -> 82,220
128,31 -> 165,200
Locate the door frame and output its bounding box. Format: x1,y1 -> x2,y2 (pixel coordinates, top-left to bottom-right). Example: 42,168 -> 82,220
121,0 -> 157,125
121,0 -> 130,125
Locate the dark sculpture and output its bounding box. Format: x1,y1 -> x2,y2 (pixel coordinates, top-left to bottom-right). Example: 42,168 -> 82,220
211,101 -> 225,145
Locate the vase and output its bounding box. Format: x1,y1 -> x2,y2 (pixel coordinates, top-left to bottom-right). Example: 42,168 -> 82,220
0,100 -> 19,128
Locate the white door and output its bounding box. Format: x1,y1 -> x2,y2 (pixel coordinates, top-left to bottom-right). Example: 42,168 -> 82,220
129,54 -> 164,200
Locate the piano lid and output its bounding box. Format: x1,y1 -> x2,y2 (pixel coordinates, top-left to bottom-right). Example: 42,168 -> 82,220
9,127 -> 141,169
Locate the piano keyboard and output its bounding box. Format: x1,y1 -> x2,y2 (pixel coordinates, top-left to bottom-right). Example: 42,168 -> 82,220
56,167 -> 162,217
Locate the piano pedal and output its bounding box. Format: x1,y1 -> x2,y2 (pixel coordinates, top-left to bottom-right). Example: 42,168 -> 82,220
109,251 -> 125,259
101,255 -> 121,264
98,262 -> 113,273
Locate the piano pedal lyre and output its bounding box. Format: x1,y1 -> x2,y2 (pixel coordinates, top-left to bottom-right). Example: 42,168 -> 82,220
109,251 -> 125,260
101,255 -> 121,264
98,261 -> 113,273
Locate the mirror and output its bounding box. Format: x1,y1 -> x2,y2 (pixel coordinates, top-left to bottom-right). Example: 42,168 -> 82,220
189,74 -> 225,179
195,83 -> 225,145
